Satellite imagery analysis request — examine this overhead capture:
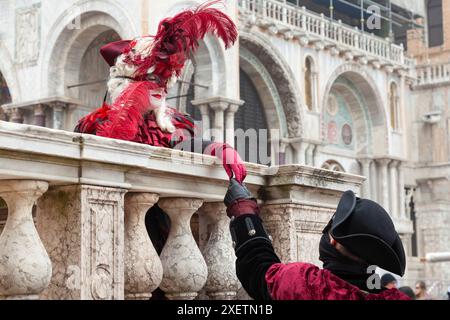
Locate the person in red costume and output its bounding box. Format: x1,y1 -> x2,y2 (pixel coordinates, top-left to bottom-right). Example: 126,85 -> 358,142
223,180 -> 410,300
75,0 -> 246,184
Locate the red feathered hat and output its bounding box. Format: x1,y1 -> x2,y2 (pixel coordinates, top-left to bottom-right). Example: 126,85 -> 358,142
100,40 -> 132,67
99,0 -> 237,89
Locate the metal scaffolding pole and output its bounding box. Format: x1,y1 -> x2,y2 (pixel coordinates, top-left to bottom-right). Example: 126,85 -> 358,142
360,0 -> 365,32
329,0 -> 334,20
388,0 -> 393,40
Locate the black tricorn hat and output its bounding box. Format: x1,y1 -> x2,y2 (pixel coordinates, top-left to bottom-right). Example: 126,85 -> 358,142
329,190 -> 406,276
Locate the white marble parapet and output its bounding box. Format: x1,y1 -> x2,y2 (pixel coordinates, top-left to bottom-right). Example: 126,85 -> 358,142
0,121 -> 365,300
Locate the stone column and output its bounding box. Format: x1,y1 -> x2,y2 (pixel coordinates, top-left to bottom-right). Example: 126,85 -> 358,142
192,97 -> 243,144
225,104 -> 240,148
158,198 -> 207,300
124,193 -> 163,300
291,141 -> 308,165
34,104 -> 46,127
397,162 -> 406,219
210,101 -> 228,143
0,180 -> 52,300
277,141 -> 288,166
305,144 -> 315,166
198,202 -> 239,300
377,159 -> 391,211
9,108 -> 24,124
191,102 -> 211,140
389,160 -> 399,218
359,158 -> 372,199
51,102 -> 65,130
36,185 -> 127,300
370,161 -> 378,202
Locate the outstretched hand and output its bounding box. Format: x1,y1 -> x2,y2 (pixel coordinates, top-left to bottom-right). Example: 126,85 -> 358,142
205,143 -> 247,183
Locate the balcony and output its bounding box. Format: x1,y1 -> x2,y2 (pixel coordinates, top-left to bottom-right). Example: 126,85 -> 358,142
0,121 -> 363,300
238,0 -> 414,69
415,62 -> 450,88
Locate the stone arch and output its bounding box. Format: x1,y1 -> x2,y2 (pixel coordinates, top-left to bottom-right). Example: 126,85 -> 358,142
164,1 -> 227,109
239,31 -> 303,139
239,47 -> 287,137
0,42 -> 21,103
322,160 -> 345,172
41,0 -> 137,97
0,196 -> 7,234
322,63 -> 388,156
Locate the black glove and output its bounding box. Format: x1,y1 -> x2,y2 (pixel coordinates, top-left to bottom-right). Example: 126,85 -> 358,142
224,179 -> 253,207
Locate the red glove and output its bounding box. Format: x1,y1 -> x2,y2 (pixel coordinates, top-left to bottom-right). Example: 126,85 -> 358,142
205,143 -> 247,184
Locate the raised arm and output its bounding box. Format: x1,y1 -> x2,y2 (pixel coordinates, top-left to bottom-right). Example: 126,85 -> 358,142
224,179 -> 281,300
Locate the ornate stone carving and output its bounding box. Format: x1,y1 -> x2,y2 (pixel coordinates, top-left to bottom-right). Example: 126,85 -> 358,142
15,4 -> 41,65
36,185 -> 126,300
199,203 -> 239,300
158,198 -> 207,300
0,180 -> 51,300
124,193 -> 163,300
240,33 -> 303,138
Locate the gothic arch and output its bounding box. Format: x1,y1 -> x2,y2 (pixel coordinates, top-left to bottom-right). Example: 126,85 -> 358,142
239,31 -> 303,138
322,63 -> 388,156
41,0 -> 137,97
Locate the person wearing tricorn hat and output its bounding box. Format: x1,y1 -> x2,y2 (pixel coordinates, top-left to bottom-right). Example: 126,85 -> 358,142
224,180 -> 410,300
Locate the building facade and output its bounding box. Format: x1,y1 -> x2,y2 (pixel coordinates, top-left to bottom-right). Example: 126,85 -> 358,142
0,0 -> 449,298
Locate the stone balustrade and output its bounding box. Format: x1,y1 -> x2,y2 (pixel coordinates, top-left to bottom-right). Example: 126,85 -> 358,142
0,121 -> 363,300
415,62 -> 450,87
239,0 -> 410,68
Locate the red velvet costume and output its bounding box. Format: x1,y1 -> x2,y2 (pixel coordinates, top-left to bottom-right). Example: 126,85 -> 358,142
266,263 -> 409,300
225,180 -> 410,301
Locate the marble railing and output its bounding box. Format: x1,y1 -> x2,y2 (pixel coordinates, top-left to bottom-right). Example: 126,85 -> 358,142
415,62 -> 450,87
0,121 -> 363,300
239,0 -> 409,67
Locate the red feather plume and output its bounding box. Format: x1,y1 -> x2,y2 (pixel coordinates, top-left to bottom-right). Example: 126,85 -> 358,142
126,0 -> 238,90
96,81 -> 158,141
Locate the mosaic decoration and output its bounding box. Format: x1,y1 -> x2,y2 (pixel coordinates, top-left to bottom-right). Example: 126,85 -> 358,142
324,93 -> 355,150
327,95 -> 339,116
342,124 -> 353,145
327,121 -> 338,144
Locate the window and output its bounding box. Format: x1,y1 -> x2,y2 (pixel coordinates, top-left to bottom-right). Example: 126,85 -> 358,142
184,73 -> 202,121
304,57 -> 314,111
236,69 -> 271,165
389,82 -> 400,130
427,0 -> 444,47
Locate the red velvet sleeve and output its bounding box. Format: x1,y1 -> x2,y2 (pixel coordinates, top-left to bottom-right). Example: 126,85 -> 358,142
265,263 -> 410,300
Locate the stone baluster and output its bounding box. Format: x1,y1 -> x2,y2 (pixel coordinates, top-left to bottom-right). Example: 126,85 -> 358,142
198,203 -> 239,300
0,180 -> 52,300
124,193 -> 163,300
158,198 -> 207,300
